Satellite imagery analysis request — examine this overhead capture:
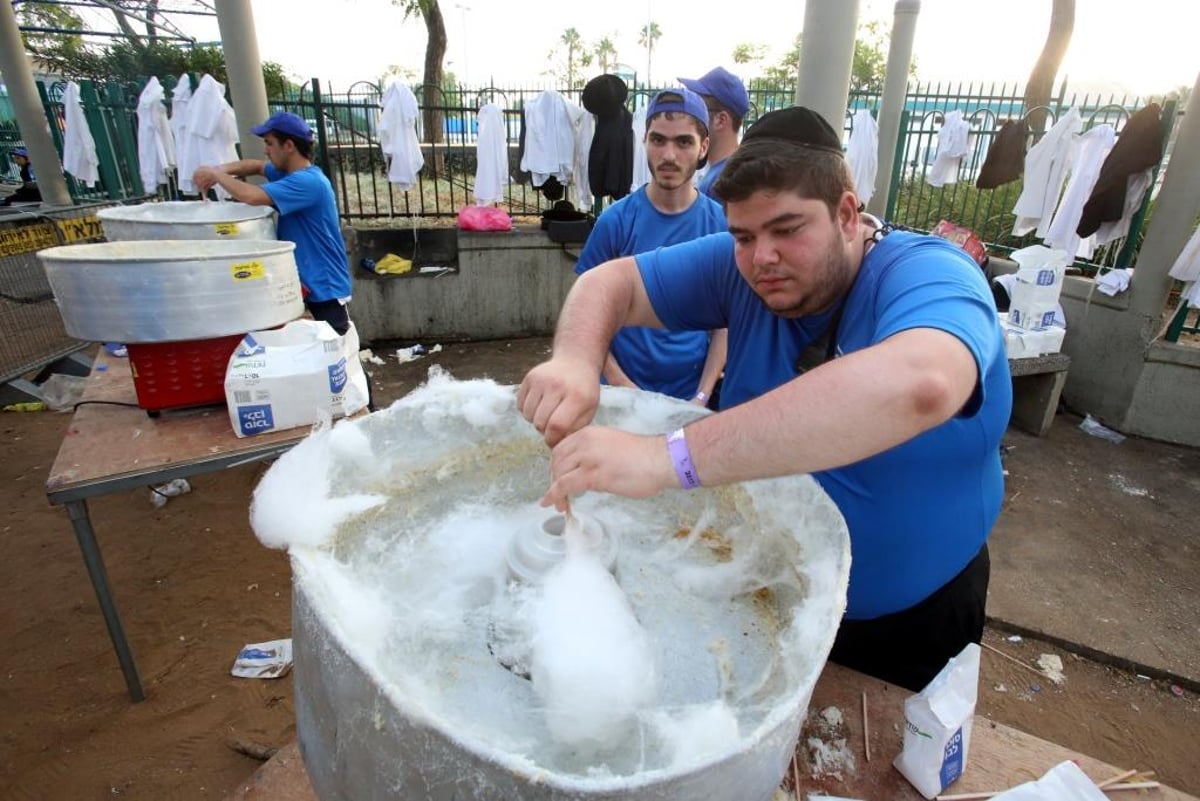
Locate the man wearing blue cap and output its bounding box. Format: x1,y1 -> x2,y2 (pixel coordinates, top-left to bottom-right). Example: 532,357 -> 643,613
3,148 -> 41,205
193,112 -> 354,339
679,67 -> 750,198
573,87 -> 727,405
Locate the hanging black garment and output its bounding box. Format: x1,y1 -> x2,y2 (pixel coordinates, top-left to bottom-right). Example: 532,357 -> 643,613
1076,103 -> 1165,238
975,119 -> 1029,189
588,106 -> 634,200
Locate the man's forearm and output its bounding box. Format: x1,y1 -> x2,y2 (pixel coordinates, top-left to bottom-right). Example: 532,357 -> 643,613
208,169 -> 272,206
683,328 -> 979,486
696,328 -> 728,399
219,159 -> 266,178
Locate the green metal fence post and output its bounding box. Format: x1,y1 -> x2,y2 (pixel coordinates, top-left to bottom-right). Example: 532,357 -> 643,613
885,108 -> 910,222
78,80 -> 123,200
104,81 -> 144,197
312,78 -> 331,175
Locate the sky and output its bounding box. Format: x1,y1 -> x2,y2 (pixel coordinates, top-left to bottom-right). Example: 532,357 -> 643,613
64,0 -> 1200,97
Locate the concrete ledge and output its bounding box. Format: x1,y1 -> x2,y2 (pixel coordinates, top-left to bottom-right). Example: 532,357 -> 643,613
1008,354 -> 1070,437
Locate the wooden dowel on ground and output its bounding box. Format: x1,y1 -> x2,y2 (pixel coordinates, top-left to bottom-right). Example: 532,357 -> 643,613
980,641 -> 1045,679
861,690 -> 871,762
1096,768 -> 1138,788
937,780 -> 1161,800
792,752 -> 802,801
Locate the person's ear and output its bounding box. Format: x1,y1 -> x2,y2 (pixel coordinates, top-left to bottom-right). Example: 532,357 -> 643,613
837,191 -> 859,238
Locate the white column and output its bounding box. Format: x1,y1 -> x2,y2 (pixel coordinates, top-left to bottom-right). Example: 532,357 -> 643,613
794,0 -> 861,133
868,0 -> 921,217
214,0 -> 270,162
0,0 -> 72,206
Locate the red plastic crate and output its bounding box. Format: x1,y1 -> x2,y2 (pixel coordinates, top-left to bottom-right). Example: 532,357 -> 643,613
126,333 -> 246,413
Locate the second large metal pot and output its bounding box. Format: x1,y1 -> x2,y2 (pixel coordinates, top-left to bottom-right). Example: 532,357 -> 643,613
97,200 -> 277,241
38,239 -> 303,342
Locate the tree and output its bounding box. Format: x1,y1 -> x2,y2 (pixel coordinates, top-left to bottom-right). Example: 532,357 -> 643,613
594,36 -> 618,75
544,27 -> 593,90
1023,0 -> 1075,134
732,43 -> 768,69
638,21 -> 661,86
393,0 -> 448,149
17,2 -> 88,71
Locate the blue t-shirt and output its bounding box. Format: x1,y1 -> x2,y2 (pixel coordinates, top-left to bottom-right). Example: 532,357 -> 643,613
575,186 -> 727,400
698,158 -> 728,198
263,163 -> 351,303
638,231 -> 1012,619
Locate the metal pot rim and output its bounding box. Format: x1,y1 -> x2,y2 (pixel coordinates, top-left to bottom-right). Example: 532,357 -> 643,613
96,200 -> 276,224
38,239 -> 296,262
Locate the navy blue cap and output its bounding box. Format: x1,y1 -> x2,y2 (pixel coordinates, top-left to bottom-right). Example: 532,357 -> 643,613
646,87 -> 710,129
250,111 -> 312,140
11,147 -> 28,158
678,67 -> 750,119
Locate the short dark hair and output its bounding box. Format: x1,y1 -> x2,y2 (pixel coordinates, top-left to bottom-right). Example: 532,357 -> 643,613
712,138 -> 855,216
266,130 -> 313,160
704,100 -> 743,130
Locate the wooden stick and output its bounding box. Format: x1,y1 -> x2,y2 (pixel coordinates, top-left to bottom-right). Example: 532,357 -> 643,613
861,690 -> 872,762
980,641 -> 1045,678
1096,768 -> 1137,788
792,752 -> 802,801
937,780 -> 1161,800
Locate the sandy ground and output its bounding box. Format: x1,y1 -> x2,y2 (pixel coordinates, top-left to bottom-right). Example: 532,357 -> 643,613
1,336 -> 1197,800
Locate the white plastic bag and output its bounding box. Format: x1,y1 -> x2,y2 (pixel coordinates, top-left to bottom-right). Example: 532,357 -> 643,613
990,759 -> 1108,800
225,319 -> 369,438
1008,245 -> 1071,330
894,642 -> 981,798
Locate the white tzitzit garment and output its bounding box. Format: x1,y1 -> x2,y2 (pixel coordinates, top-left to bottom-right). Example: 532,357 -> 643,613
519,90 -> 575,188
473,103 -> 508,204
178,74 -> 239,197
1168,224 -> 1200,308
927,110 -> 969,187
169,74 -> 193,188
1043,124 -> 1115,259
136,76 -> 176,190
1011,108 -> 1082,237
378,82 -> 425,191
565,98 -> 594,211
846,109 -> 879,206
630,105 -> 650,191
62,82 -> 100,187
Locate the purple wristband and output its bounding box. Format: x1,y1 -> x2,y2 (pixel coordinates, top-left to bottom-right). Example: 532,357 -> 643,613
666,428 -> 702,490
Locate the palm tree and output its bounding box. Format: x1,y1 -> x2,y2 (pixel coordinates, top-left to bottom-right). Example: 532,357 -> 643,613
561,27 -> 584,89
638,22 -> 662,86
594,36 -> 617,75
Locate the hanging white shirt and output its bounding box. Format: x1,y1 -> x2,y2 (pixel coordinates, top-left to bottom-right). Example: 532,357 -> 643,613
1011,108 -> 1082,237
519,90 -> 575,188
62,81 -> 100,187
846,109 -> 879,207
1043,124 -> 1115,259
378,82 -> 425,191
179,74 -> 239,196
136,76 -> 176,191
1168,224 -> 1200,308
169,74 -> 193,188
564,98 -> 594,211
927,110 -> 969,187
630,105 -> 650,191
473,103 -> 508,205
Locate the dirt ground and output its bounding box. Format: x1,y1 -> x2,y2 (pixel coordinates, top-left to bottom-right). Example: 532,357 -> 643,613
1,336 -> 1197,800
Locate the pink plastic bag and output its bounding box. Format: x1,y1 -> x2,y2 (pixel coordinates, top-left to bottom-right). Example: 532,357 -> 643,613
457,205 -> 513,232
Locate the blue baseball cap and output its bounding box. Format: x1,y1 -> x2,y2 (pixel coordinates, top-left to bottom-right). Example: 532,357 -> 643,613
678,67 -> 750,119
11,147 -> 28,158
250,111 -> 312,141
646,86 -> 710,129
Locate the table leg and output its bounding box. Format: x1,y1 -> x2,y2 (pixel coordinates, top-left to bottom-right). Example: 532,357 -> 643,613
65,499 -> 145,702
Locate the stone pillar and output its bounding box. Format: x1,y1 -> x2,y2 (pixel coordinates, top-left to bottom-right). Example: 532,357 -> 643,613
0,0 -> 72,206
868,0 -> 921,217
794,0 -> 861,134
1128,71 -> 1200,321
214,0 -> 270,162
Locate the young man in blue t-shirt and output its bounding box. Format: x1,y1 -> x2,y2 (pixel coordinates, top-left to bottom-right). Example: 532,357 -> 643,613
193,112 -> 354,337
519,106 -> 1012,691
575,86 -> 728,404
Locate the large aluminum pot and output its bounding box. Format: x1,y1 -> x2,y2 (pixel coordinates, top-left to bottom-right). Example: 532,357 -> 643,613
252,381 -> 852,801
97,201 -> 277,241
38,239 -> 303,343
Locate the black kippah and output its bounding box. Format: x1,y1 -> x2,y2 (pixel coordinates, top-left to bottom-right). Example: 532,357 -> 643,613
742,106 -> 844,155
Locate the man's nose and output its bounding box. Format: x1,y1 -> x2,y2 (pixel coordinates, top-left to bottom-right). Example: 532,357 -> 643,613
753,238 -> 779,267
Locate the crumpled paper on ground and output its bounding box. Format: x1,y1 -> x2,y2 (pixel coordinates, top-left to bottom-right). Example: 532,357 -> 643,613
231,638 -> 293,679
